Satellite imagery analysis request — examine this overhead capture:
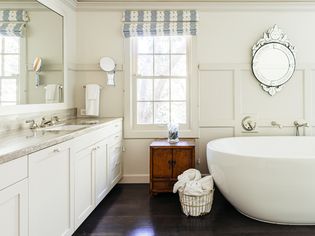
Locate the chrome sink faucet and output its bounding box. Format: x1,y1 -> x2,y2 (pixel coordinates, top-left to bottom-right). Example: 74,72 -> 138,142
25,120 -> 38,129
294,121 -> 309,136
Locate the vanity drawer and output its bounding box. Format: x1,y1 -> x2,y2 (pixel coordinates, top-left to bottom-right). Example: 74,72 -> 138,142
0,156 -> 28,191
108,132 -> 122,146
111,121 -> 122,134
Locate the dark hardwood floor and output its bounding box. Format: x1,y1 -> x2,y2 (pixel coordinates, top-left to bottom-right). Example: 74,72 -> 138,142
73,184 -> 315,236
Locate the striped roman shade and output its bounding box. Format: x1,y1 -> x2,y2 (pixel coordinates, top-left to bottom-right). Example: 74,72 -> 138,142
0,10 -> 29,37
122,10 -> 198,38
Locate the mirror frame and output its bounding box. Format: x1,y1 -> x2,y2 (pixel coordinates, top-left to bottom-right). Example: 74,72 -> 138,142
251,25 -> 296,96
0,0 -> 67,116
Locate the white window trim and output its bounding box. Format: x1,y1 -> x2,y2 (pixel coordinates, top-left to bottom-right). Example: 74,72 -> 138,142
124,36 -> 199,139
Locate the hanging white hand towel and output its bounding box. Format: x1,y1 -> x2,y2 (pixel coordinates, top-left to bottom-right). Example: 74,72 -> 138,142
85,84 -> 100,116
45,84 -> 60,103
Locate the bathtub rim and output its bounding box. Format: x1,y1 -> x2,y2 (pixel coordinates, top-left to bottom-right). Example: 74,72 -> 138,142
207,136 -> 315,160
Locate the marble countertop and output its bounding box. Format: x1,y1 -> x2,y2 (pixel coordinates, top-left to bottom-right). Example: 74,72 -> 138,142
0,117 -> 122,165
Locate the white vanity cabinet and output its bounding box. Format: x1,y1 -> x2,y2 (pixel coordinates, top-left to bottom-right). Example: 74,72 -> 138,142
29,142 -> 73,236
108,134 -> 123,187
73,119 -> 122,229
0,118 -> 122,236
0,157 -> 28,236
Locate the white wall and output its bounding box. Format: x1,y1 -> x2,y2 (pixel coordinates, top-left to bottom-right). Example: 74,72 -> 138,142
73,3 -> 315,181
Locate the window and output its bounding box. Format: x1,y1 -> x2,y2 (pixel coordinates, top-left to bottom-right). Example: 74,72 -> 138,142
133,36 -> 189,127
0,36 -> 20,106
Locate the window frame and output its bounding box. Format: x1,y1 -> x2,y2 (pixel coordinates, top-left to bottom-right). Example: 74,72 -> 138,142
124,36 -> 199,139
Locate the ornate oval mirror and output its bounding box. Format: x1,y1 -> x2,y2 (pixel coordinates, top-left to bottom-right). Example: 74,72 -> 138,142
252,25 -> 296,96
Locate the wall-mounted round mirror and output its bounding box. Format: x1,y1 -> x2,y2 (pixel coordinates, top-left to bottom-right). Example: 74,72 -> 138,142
100,57 -> 115,72
252,25 -> 296,96
100,57 -> 116,86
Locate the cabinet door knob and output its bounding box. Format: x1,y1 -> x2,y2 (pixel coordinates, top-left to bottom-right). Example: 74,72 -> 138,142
172,160 -> 176,166
168,160 -> 172,169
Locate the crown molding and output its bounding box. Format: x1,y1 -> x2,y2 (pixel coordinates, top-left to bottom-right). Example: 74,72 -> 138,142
75,1 -> 315,11
62,0 -> 78,10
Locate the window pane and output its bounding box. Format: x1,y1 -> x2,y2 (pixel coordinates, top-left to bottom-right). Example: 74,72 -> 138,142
154,37 -> 170,54
137,102 -> 153,124
1,79 -> 16,102
137,37 -> 153,54
171,55 -> 186,76
171,37 -> 186,54
171,79 -> 186,100
137,79 -> 153,101
154,102 -> 169,124
138,55 -> 153,76
4,55 -> 19,76
154,79 -> 169,101
171,102 -> 186,124
154,55 -> 169,76
4,37 -> 19,53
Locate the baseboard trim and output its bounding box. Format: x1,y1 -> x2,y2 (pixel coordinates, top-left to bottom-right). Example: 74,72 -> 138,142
119,174 -> 149,184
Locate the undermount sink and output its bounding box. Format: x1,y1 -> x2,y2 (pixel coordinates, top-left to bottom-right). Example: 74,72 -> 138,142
44,124 -> 90,132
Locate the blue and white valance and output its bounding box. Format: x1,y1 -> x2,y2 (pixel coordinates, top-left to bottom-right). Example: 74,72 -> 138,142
122,10 -> 198,38
0,10 -> 29,37
0,10 -> 29,22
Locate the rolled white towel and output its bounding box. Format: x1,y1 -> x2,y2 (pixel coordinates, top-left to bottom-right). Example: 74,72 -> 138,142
183,181 -> 204,196
173,169 -> 202,193
199,175 -> 214,191
173,176 -> 190,193
177,169 -> 201,181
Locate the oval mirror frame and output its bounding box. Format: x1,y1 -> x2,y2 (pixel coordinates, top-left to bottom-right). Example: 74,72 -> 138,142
252,25 -> 296,96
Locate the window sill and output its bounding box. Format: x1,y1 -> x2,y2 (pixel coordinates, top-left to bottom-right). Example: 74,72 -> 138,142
124,128 -> 199,139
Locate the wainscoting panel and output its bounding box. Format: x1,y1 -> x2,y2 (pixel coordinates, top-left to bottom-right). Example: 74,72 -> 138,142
240,69 -> 305,121
199,70 -> 235,126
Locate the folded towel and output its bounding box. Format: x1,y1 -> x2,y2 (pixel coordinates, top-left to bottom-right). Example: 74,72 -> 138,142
85,84 -> 100,116
45,84 -> 60,103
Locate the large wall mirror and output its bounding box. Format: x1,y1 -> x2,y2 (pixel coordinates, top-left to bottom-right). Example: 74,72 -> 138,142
0,0 -> 63,106
252,25 -> 296,96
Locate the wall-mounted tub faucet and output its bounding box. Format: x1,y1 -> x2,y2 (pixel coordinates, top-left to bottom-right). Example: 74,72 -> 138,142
242,116 -> 256,132
294,121 -> 309,136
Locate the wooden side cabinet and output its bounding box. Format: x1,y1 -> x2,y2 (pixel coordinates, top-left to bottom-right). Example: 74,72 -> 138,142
150,140 -> 195,195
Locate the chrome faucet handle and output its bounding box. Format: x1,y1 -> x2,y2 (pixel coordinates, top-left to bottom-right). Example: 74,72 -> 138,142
242,116 -> 256,131
294,120 -> 309,136
294,121 -> 309,127
52,116 -> 60,122
26,120 -> 38,129
51,116 -> 60,125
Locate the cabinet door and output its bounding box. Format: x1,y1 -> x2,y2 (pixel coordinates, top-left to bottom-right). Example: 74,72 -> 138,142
172,148 -> 194,178
151,148 -> 172,178
94,139 -> 109,206
74,146 -> 94,228
29,143 -> 72,236
108,141 -> 122,187
0,179 -> 28,236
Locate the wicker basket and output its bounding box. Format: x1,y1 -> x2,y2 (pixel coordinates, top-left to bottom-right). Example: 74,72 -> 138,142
178,188 -> 214,217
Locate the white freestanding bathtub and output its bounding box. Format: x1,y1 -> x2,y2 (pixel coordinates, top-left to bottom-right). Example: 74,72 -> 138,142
207,136 -> 315,225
